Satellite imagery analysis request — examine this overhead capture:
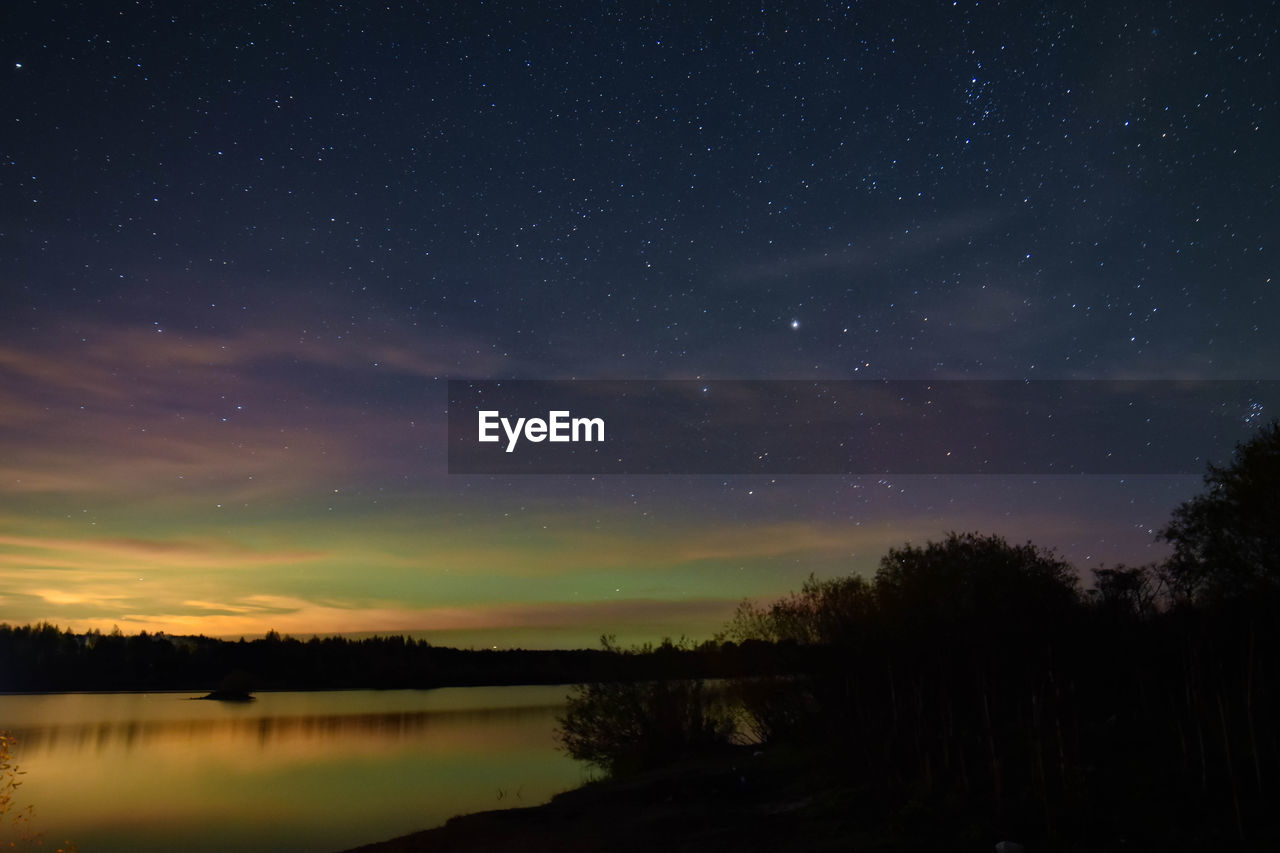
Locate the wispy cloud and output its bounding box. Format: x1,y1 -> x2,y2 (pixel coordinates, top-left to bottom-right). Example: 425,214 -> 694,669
0,319 -> 492,498
0,533 -> 324,571
719,209 -> 1004,287
66,594 -> 742,642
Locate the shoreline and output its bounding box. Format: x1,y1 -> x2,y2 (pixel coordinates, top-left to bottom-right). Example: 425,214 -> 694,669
340,748 -> 832,853
339,747 -> 983,853
340,745 -> 1260,853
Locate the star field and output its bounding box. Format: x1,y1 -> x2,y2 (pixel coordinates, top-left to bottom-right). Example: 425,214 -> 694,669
0,2 -> 1276,646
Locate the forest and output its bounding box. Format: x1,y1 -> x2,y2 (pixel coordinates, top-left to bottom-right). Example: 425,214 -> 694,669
555,423 -> 1280,848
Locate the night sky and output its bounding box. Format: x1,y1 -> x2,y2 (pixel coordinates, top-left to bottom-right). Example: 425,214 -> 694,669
2,2 -> 1276,647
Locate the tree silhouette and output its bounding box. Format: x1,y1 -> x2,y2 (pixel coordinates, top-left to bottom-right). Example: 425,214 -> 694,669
718,573 -> 875,646
1161,420 -> 1280,601
874,531 -> 1080,639
1089,564 -> 1163,618
556,637 -> 734,775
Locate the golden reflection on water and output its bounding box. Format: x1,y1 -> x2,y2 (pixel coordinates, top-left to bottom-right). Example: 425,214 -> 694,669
0,686 -> 588,853
15,704 -> 561,756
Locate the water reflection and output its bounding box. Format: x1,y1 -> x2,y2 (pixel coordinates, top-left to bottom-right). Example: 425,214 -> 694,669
11,702 -> 565,755
0,687 -> 587,853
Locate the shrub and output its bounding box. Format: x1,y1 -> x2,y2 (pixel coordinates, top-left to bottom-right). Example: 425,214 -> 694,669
556,640 -> 735,776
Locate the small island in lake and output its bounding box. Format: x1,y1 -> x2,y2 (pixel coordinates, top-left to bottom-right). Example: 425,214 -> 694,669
193,670 -> 256,701
194,688 -> 255,702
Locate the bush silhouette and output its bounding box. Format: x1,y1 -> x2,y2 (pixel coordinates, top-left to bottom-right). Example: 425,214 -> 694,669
557,638 -> 734,776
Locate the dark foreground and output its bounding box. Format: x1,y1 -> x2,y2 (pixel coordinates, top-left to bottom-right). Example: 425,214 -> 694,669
341,746 -> 1258,853
342,748 -> 907,853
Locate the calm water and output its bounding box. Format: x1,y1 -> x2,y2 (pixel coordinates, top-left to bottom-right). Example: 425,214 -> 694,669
0,686 -> 589,852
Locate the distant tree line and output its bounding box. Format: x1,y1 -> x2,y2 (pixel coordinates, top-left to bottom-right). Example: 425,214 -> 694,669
0,626 -> 756,694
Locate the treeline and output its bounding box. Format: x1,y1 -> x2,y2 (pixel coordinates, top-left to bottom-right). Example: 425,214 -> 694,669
0,625 -> 748,693
557,423 -> 1280,848
722,541 -> 1277,846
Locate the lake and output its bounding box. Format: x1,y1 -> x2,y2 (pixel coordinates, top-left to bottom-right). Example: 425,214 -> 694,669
0,686 -> 590,852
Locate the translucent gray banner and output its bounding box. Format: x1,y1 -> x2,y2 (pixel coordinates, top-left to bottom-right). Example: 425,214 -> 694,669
447,380 -> 1276,475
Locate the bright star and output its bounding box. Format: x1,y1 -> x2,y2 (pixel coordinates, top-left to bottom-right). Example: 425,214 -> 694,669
790,319 -> 800,330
